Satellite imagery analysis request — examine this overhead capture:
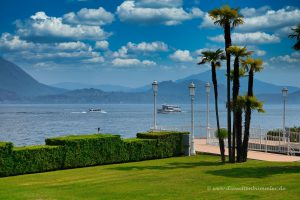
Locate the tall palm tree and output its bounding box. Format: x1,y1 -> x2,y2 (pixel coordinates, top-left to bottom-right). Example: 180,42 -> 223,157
241,57 -> 264,161
227,46 -> 252,162
209,5 -> 244,162
198,49 -> 226,162
289,25 -> 300,50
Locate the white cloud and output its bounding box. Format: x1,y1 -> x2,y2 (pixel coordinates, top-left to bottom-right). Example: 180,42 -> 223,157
56,41 -> 90,51
240,6 -> 270,17
95,40 -> 109,50
141,60 -> 156,65
208,32 -> 280,44
0,33 -> 92,52
112,41 -> 168,58
113,46 -> 129,58
255,50 -> 266,56
126,41 -> 168,52
63,7 -> 114,26
241,7 -> 300,31
276,25 -> 297,37
0,33 -> 35,50
169,50 -> 194,62
112,58 -> 156,67
16,11 -> 110,41
135,0 -> 183,8
199,13 -> 214,28
116,0 -> 203,26
82,56 -> 105,63
200,6 -> 300,34
0,32 -> 105,67
270,54 -> 300,63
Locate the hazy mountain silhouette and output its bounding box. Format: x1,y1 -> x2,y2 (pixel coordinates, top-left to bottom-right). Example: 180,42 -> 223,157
0,58 -> 66,97
0,59 -> 299,104
177,70 -> 300,95
51,82 -> 134,92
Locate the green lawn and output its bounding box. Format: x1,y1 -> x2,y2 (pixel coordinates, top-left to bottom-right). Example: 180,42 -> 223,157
0,154 -> 299,200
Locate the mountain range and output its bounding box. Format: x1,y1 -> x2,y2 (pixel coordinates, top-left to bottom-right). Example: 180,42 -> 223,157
0,58 -> 66,97
0,58 -> 299,104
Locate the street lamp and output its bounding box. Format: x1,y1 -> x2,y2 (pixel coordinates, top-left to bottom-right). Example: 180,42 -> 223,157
282,87 -> 288,142
152,80 -> 158,130
205,82 -> 211,143
189,82 -> 196,155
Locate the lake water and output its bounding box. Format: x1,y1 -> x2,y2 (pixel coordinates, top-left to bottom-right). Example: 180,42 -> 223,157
0,104 -> 299,146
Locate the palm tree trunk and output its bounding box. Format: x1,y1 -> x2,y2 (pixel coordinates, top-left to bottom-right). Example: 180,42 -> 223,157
224,22 -> 232,162
236,108 -> 243,162
232,56 -> 241,162
242,69 -> 254,162
212,63 -> 225,162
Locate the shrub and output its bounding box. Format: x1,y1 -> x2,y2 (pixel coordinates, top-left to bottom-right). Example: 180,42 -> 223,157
267,127 -> 300,142
215,128 -> 228,139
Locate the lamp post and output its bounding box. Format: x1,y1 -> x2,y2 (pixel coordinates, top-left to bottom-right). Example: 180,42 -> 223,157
189,82 -> 196,155
205,82 -> 211,143
282,87 -> 288,143
152,80 -> 158,130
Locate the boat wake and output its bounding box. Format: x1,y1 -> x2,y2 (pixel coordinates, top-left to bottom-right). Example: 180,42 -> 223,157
71,111 -> 87,114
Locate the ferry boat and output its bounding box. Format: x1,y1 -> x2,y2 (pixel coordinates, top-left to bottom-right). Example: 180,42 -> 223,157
157,104 -> 181,114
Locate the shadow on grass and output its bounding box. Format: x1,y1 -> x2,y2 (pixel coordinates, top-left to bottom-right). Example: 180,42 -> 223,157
206,166 -> 300,178
108,161 -> 224,171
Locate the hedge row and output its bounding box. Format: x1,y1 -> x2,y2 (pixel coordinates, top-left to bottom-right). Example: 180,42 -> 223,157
0,131 -> 189,177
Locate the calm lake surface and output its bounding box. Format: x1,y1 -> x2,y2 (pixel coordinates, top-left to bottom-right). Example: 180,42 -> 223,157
0,104 -> 299,146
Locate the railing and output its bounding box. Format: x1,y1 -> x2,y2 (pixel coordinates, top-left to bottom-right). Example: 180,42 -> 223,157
207,127 -> 300,156
151,125 -> 300,156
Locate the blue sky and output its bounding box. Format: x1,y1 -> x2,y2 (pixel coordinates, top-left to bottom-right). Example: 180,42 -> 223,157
0,0 -> 299,87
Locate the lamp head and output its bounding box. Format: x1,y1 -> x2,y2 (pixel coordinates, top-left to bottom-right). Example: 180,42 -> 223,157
205,82 -> 211,93
282,87 -> 288,97
152,80 -> 158,93
189,82 -> 195,96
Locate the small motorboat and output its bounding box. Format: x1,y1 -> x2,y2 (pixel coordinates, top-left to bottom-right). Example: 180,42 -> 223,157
157,104 -> 182,114
88,108 -> 102,112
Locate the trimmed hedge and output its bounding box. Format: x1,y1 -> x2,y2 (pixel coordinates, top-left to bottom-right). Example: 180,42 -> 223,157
0,131 -> 189,177
137,131 -> 189,157
0,142 -> 14,177
46,134 -> 123,168
123,138 -> 159,161
12,145 -> 64,175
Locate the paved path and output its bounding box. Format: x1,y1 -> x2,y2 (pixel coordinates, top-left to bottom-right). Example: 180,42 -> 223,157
195,139 -> 300,162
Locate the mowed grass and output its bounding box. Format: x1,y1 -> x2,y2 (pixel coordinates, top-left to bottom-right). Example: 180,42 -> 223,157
0,155 -> 300,200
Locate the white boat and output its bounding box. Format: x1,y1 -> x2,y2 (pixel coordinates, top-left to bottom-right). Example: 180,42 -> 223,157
157,104 -> 181,114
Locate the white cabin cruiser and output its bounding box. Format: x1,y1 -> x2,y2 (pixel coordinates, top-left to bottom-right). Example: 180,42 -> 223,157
157,104 -> 181,114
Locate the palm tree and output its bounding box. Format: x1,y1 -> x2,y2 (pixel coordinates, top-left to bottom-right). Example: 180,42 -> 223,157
241,57 -> 264,161
227,46 -> 252,162
198,49 -> 226,162
209,5 -> 244,162
289,25 -> 300,50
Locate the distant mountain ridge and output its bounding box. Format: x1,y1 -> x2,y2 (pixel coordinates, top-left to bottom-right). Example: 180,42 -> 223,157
51,82 -> 135,92
177,70 -> 300,95
0,58 -> 299,104
0,58 -> 66,97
